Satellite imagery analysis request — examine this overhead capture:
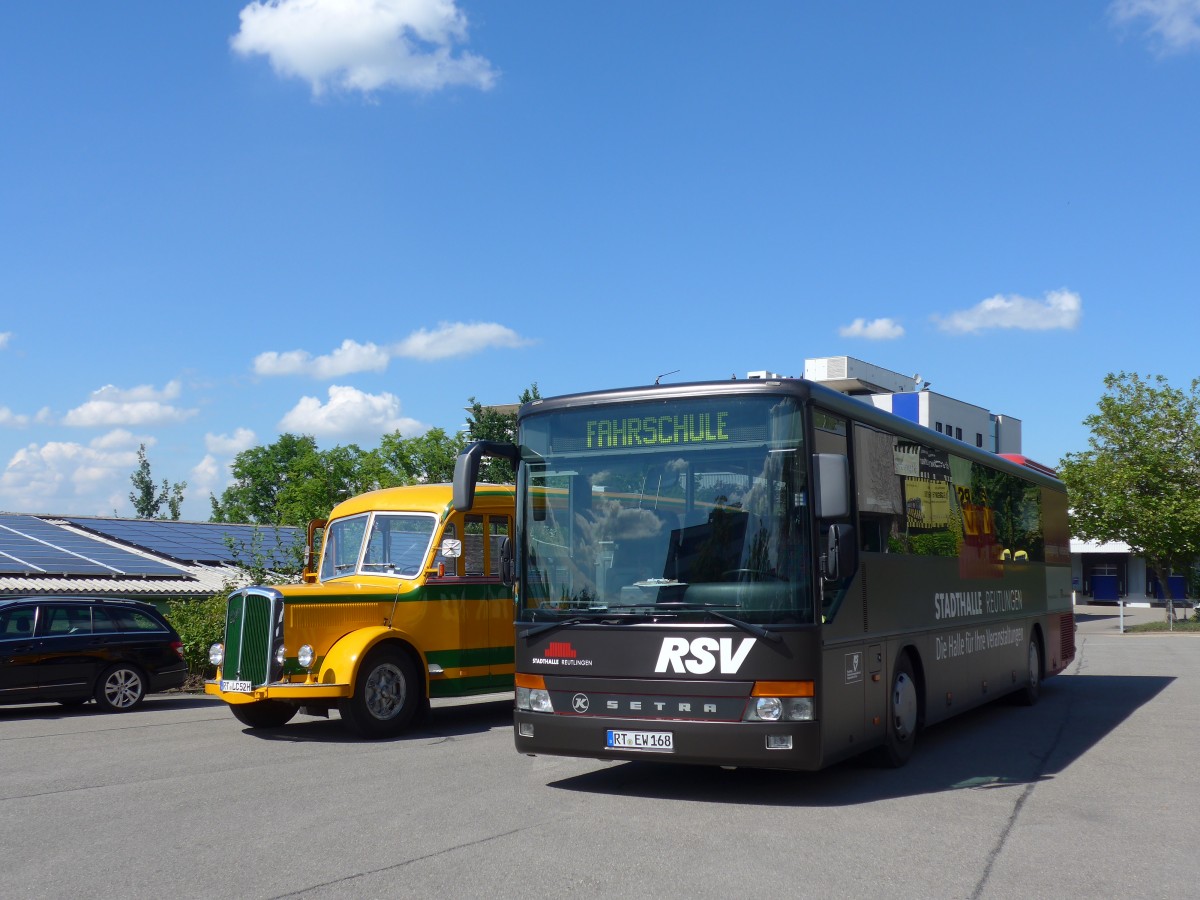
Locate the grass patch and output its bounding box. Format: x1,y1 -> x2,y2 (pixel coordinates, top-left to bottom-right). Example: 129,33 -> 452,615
1126,615 -> 1200,633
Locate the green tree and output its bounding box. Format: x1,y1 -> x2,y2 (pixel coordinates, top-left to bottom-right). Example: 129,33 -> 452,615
1058,372 -> 1200,624
377,427 -> 465,485
128,444 -> 187,519
466,383 -> 540,484
210,434 -> 318,525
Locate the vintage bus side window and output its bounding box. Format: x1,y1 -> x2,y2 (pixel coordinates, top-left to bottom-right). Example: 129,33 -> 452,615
434,522 -> 459,575
464,515 -> 485,575
489,517 -> 510,577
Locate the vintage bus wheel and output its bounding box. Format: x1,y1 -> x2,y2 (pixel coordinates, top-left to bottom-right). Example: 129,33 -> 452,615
1017,637 -> 1042,706
230,700 -> 297,729
881,654 -> 919,767
338,647 -> 419,738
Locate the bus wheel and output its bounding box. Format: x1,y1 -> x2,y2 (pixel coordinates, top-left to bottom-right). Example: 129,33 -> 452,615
338,647 -> 419,738
230,700 -> 297,729
881,654 -> 919,767
1017,637 -> 1042,706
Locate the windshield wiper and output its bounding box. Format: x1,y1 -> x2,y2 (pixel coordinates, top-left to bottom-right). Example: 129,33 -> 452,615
520,618 -> 586,640
706,609 -> 783,643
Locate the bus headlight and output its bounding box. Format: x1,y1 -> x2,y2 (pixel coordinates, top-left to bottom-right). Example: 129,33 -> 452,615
275,645 -> 288,666
515,673 -> 554,713
784,698 -> 814,721
755,697 -> 783,721
297,644 -> 315,669
209,643 -> 224,666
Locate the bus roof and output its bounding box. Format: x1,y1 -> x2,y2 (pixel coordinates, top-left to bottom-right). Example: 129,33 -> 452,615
328,483 -> 514,520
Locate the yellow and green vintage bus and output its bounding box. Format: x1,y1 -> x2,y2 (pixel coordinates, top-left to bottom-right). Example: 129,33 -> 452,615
205,483 -> 515,737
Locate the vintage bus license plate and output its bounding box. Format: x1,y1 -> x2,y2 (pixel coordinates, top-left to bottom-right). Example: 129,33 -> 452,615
220,679 -> 253,693
607,729 -> 673,752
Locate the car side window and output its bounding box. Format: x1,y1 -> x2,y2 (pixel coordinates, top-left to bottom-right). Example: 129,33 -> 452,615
114,609 -> 167,632
39,605 -> 92,636
92,608 -> 120,634
0,607 -> 36,638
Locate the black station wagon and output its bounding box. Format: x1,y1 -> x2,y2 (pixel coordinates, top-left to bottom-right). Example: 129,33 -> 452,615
0,596 -> 188,712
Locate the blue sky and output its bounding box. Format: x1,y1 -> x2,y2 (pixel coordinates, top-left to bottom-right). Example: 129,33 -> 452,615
2,1 -> 1198,521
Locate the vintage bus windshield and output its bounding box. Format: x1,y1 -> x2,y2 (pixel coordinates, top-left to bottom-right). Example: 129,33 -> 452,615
518,396 -> 813,625
319,512 -> 438,580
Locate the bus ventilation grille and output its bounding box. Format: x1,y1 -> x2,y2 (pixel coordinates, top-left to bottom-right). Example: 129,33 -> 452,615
1059,613 -> 1075,663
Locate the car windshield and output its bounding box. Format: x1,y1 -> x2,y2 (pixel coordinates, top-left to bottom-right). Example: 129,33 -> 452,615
518,395 -> 814,625
319,513 -> 437,580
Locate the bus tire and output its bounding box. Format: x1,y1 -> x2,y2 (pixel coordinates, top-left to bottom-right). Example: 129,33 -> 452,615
880,653 -> 919,768
230,700 -> 298,729
1016,636 -> 1042,706
338,646 -> 420,738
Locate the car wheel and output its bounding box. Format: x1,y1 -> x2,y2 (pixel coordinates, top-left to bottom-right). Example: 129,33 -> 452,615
337,647 -> 420,738
878,652 -> 919,767
229,700 -> 298,729
94,665 -> 146,712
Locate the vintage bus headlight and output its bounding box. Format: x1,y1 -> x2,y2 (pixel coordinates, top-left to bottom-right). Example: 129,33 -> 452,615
275,645 -> 288,666
209,643 -> 224,666
297,644 -> 315,669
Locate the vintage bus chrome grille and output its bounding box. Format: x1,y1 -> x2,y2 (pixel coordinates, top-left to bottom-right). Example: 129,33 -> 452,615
222,589 -> 277,688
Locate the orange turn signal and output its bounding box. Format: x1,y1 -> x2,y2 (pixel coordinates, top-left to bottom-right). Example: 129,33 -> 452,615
752,680 -> 814,698
515,672 -> 546,690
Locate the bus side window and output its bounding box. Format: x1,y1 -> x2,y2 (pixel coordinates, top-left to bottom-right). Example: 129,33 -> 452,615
490,517 -> 511,577
434,522 -> 460,575
464,515 -> 485,576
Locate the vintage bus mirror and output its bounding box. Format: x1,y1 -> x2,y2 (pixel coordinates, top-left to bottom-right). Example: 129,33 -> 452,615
439,538 -> 462,559
813,453 -> 850,519
823,523 -> 857,581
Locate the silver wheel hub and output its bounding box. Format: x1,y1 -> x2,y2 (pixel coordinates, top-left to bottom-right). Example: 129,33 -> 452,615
892,672 -> 918,741
104,670 -> 142,708
364,663 -> 407,720
1028,642 -> 1040,687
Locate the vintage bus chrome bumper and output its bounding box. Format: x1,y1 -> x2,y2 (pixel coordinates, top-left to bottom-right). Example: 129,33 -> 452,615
205,680 -> 351,703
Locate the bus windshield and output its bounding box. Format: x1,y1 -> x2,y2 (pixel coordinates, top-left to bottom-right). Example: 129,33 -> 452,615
518,395 -> 813,625
319,512 -> 437,581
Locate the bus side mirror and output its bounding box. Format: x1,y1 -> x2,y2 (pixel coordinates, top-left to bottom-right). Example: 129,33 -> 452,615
822,524 -> 857,581
499,536 -> 515,586
813,454 -> 849,519
453,440 -> 521,512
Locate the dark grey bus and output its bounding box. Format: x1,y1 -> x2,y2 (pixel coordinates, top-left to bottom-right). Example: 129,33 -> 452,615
453,376 -> 1074,769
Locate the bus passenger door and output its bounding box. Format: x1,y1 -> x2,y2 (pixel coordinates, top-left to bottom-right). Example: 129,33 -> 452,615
460,514 -> 514,687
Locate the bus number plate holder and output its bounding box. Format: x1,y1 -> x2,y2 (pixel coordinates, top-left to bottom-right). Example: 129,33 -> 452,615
221,679 -> 253,693
607,729 -> 673,752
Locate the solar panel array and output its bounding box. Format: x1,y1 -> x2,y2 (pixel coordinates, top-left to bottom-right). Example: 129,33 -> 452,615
0,515 -> 185,577
65,518 -> 304,568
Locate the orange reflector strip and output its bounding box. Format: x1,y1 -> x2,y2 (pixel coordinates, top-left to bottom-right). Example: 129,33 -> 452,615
752,680 -> 814,697
515,672 -> 546,690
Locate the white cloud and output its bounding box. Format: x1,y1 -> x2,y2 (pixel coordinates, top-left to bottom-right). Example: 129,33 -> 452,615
279,385 -> 426,439
838,317 -> 905,340
1110,0 -> 1200,53
254,339 -> 390,378
62,381 -> 198,427
255,324 -> 532,377
0,332 -> 11,350
231,0 -> 498,97
206,428 -> 258,456
0,431 -> 145,511
0,407 -> 30,428
393,321 -> 532,360
933,289 -> 1083,335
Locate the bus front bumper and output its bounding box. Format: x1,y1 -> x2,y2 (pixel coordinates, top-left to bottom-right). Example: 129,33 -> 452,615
204,680 -> 350,704
513,711 -> 824,771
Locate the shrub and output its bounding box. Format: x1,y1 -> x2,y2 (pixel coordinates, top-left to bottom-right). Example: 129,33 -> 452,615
166,593 -> 229,685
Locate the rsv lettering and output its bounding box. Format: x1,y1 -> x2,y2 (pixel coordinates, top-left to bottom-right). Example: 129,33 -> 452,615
654,637 -> 757,675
